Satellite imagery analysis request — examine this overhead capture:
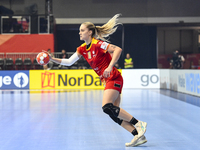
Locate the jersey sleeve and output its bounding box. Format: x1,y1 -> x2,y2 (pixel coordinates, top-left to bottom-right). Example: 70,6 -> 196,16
98,41 -> 110,53
76,46 -> 82,55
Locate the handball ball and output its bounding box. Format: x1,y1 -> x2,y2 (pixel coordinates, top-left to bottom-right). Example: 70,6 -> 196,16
36,52 -> 50,65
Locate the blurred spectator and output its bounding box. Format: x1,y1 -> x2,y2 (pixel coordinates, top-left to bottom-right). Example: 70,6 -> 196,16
60,49 -> 67,59
58,49 -> 67,69
170,50 -> 185,69
43,49 -> 54,70
124,53 -> 133,69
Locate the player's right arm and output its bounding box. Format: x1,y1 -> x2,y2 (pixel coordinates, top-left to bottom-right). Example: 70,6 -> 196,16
50,52 -> 81,66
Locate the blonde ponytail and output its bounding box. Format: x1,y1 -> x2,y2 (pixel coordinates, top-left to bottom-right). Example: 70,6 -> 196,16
82,14 -> 121,41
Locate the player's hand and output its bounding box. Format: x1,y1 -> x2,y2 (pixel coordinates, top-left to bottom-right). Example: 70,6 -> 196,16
42,50 -> 52,60
103,67 -> 112,78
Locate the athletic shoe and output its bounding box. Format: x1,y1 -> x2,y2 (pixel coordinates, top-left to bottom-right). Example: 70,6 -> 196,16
135,120 -> 147,137
125,135 -> 147,147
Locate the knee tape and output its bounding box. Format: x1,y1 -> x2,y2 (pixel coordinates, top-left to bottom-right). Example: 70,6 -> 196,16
102,103 -> 120,117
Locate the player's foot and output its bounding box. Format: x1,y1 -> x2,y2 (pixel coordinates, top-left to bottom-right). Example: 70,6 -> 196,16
125,135 -> 147,147
135,120 -> 147,137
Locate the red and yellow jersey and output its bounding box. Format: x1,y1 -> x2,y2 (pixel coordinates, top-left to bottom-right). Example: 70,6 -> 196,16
77,38 -> 121,82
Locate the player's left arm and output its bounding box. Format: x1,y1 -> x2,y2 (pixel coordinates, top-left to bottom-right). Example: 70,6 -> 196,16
107,44 -> 122,69
103,44 -> 122,78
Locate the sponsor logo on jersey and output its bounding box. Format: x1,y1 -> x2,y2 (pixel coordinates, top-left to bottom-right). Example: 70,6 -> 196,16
88,51 -> 91,59
100,42 -> 109,50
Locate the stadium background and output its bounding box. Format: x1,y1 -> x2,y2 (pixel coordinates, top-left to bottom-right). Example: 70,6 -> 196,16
1,0 -> 200,69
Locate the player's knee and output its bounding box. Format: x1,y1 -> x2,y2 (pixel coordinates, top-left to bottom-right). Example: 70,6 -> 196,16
102,103 -> 120,117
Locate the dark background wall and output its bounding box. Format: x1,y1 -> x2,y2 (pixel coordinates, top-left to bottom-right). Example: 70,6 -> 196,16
53,0 -> 200,18
124,25 -> 157,68
157,28 -> 199,55
1,0 -> 200,17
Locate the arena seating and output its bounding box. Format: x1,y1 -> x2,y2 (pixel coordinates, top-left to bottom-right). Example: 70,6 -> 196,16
5,58 -> 14,70
0,52 -> 89,70
23,58 -> 32,70
15,58 -> 23,70
0,58 -> 4,70
33,58 -> 42,69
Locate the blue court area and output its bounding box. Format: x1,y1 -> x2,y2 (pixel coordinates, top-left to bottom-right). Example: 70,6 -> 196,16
0,89 -> 200,150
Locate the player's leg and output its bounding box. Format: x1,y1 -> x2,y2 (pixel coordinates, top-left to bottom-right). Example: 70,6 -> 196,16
113,92 -> 147,138
102,89 -> 133,121
102,89 -> 146,127
103,90 -> 135,132
102,89 -> 147,146
102,77 -> 145,126
113,94 -> 147,147
113,94 -> 134,132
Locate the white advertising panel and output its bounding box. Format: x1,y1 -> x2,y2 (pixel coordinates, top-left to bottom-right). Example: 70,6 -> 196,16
122,69 -> 160,89
177,70 -> 200,97
160,69 -> 170,89
169,70 -> 178,91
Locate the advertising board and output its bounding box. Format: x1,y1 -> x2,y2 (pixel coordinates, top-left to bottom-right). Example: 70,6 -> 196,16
0,71 -> 29,89
122,69 -> 160,89
29,70 -> 104,90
